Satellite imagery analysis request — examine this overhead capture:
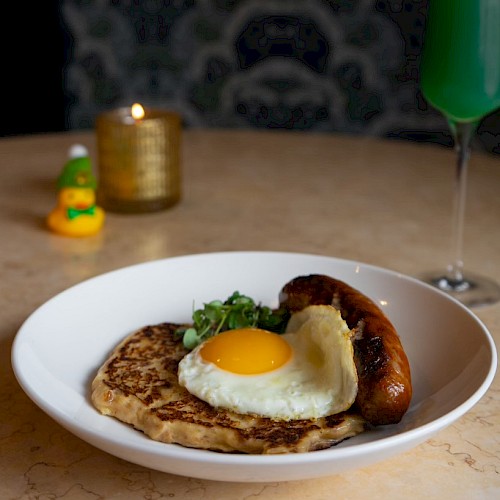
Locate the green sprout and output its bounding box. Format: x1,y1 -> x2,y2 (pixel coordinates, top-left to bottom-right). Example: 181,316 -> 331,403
175,291 -> 288,349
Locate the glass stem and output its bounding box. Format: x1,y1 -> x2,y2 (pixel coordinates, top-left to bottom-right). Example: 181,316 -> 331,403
447,121 -> 476,285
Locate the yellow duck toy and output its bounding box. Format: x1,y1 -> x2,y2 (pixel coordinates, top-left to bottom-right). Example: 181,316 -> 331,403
47,145 -> 105,237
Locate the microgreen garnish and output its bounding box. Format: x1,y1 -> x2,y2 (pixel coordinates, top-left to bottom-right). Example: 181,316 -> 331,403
175,291 -> 289,349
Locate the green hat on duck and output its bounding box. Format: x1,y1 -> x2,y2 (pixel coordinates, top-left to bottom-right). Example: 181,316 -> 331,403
57,145 -> 97,190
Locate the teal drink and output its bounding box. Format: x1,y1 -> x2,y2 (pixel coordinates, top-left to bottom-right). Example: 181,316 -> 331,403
420,0 -> 500,123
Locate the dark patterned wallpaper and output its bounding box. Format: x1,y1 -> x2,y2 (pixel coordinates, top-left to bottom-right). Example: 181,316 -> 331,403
61,0 -> 499,153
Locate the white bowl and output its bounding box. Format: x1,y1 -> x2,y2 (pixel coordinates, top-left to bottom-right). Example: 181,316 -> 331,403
12,251 -> 497,482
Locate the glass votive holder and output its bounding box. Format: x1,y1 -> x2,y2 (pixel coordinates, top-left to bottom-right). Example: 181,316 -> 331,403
96,105 -> 181,213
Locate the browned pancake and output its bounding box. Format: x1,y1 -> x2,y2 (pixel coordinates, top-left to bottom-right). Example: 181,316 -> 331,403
91,322 -> 368,454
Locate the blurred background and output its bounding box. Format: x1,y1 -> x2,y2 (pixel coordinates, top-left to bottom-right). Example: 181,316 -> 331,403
3,0 -> 499,153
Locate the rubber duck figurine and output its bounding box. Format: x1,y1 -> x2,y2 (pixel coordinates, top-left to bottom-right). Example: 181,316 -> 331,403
47,145 -> 105,237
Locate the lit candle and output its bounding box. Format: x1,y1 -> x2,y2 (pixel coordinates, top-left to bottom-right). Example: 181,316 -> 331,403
96,103 -> 181,213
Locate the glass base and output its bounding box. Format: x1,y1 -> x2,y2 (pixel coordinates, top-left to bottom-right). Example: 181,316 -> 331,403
97,195 -> 180,214
421,271 -> 500,308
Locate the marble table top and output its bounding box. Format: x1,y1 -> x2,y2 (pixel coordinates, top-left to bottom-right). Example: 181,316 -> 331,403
1,129 -> 499,499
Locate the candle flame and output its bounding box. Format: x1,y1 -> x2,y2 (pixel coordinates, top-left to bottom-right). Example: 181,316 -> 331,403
131,103 -> 145,120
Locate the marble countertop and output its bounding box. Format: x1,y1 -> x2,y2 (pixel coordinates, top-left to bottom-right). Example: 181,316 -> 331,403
1,129 -> 499,499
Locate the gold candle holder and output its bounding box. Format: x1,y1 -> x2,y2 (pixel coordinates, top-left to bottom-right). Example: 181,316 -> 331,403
96,104 -> 181,213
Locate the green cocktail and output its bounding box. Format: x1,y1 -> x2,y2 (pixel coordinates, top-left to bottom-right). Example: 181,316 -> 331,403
421,0 -> 500,123
419,0 -> 500,306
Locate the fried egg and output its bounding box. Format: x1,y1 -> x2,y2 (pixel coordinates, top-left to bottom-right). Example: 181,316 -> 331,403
177,305 -> 358,420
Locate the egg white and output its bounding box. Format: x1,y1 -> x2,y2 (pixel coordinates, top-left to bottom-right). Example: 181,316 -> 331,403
177,305 -> 358,421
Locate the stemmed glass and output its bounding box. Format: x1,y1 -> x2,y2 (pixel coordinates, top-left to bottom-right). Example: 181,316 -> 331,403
419,0 -> 500,307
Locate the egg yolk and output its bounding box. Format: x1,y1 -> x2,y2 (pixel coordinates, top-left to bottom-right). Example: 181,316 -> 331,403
200,328 -> 292,375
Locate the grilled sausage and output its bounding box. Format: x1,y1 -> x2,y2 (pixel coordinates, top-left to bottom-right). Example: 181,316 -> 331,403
279,274 -> 412,426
